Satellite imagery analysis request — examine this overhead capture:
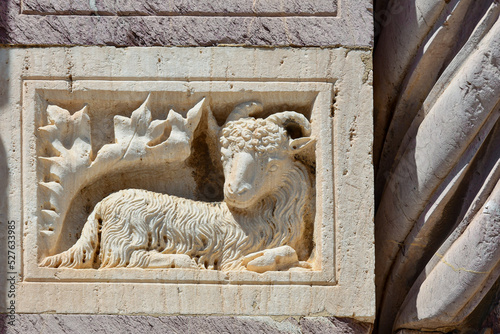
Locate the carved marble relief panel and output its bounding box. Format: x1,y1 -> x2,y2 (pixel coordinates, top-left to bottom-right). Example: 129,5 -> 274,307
23,81 -> 335,284
9,47 -> 373,318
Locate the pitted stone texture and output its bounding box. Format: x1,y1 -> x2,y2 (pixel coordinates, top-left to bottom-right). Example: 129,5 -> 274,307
0,315 -> 372,334
0,0 -> 372,47
22,0 -> 338,16
482,300 -> 500,334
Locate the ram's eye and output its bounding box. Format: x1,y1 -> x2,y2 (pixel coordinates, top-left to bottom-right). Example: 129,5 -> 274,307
269,164 -> 278,172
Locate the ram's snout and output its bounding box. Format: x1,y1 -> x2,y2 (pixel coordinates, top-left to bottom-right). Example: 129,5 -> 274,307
224,151 -> 261,209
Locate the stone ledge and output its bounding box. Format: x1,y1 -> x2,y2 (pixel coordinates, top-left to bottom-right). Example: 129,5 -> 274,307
21,0 -> 338,17
0,0 -> 373,47
0,315 -> 373,334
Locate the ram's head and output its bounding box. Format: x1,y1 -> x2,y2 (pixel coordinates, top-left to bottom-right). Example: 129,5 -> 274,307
219,102 -> 315,210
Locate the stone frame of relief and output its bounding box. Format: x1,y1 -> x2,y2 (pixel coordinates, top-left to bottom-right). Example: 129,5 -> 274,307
9,47 -> 373,319
27,80 -> 332,280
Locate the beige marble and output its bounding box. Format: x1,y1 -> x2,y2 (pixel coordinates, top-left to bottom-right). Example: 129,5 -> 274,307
0,47 -> 374,320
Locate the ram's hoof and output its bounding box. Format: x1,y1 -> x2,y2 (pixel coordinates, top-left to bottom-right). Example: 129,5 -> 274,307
243,246 -> 299,273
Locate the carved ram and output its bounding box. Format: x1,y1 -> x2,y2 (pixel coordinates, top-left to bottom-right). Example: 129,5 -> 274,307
40,102 -> 315,273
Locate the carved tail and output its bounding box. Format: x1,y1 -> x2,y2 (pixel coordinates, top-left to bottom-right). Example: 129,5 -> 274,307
39,203 -> 102,269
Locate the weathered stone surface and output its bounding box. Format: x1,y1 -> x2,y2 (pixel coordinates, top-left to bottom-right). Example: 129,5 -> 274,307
0,46 -> 374,320
0,1 -> 374,331
480,292 -> 500,334
0,0 -> 372,47
22,0 -> 338,16
374,0 -> 500,333
0,315 -> 372,334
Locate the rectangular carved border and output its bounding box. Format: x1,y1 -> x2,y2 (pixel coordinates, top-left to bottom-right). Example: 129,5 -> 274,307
22,79 -> 336,286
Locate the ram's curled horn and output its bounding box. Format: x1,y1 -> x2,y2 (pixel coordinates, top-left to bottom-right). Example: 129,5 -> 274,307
266,111 -> 312,137
224,101 -> 264,125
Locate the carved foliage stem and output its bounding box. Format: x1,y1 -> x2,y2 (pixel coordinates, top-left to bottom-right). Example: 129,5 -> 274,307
37,95 -> 205,254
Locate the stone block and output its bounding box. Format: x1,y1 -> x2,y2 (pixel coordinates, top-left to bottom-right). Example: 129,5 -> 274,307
0,314 -> 373,334
0,46 -> 374,321
0,0 -> 372,47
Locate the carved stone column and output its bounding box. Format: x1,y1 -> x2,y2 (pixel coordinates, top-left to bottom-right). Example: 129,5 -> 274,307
375,1 -> 500,332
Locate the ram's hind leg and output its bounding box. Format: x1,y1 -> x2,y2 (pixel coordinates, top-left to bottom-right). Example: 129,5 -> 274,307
128,250 -> 198,269
148,252 -> 198,269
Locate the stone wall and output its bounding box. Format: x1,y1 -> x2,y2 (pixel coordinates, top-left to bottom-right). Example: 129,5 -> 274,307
0,0 -> 372,47
0,0 -> 375,333
0,315 -> 372,334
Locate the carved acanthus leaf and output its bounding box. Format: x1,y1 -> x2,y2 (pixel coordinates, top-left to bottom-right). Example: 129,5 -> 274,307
37,105 -> 92,236
38,104 -> 92,168
94,95 -> 205,164
111,95 -> 168,159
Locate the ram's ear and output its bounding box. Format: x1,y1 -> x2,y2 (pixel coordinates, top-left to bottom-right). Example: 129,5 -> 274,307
289,137 -> 315,153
